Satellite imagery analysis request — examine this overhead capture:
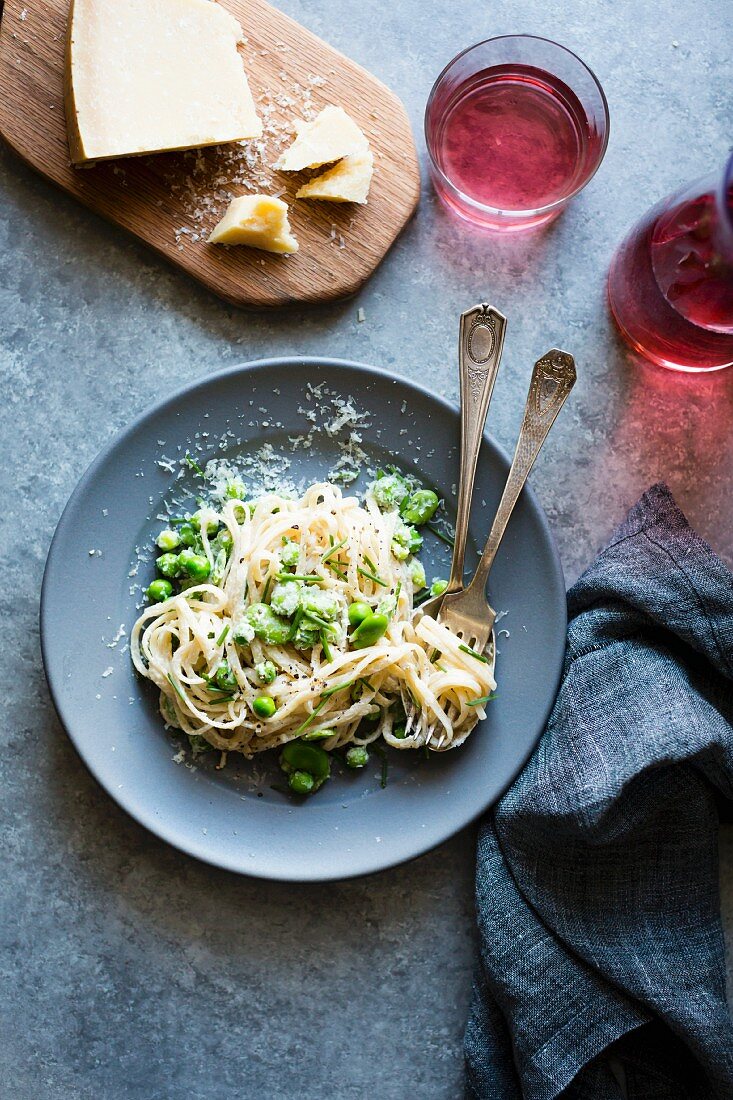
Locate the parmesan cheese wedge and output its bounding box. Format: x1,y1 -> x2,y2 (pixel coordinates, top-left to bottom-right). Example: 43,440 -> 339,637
274,106 -> 368,172
296,149 -> 374,204
65,0 -> 262,166
208,195 -> 299,254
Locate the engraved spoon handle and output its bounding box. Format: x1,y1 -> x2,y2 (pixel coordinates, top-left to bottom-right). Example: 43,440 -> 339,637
467,349 -> 576,596
445,304 -> 507,595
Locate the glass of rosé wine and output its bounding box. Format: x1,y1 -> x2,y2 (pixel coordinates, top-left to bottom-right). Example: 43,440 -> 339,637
424,35 -> 609,232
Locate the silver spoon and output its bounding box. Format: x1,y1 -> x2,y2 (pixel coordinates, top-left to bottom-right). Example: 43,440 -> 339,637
414,302 -> 507,621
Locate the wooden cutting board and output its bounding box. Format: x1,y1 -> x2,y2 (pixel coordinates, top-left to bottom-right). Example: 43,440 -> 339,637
0,0 -> 420,307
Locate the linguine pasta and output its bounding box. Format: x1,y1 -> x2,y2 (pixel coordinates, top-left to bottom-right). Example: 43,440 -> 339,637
132,482 -> 496,760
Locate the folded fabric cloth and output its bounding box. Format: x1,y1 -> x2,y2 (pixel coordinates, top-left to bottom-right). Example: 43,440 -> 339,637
464,484 -> 733,1100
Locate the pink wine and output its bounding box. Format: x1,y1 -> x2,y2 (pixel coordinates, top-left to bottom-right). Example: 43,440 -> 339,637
608,167 -> 733,372
427,63 -> 606,228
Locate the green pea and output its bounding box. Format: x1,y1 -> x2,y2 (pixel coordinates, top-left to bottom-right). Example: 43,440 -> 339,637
348,601 -> 371,628
156,553 -> 180,579
215,662 -> 238,692
178,523 -> 199,548
351,612 -> 389,649
252,695 -> 276,719
156,528 -> 180,552
430,578 -> 448,597
400,489 -> 440,526
288,770 -> 315,795
178,549 -> 211,580
279,740 -> 330,781
345,745 -> 369,769
393,723 -> 407,739
147,578 -> 173,602
191,510 -> 220,536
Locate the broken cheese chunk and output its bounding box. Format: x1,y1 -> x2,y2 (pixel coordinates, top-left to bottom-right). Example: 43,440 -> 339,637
65,0 -> 262,166
274,105 -> 368,171
296,149 -> 374,204
208,195 -> 299,254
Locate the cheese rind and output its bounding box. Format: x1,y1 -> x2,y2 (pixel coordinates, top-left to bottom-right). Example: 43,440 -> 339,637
65,0 -> 262,166
296,149 -> 374,204
208,195 -> 299,254
274,106 -> 368,171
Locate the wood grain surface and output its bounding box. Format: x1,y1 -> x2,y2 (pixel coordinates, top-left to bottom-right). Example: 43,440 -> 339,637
0,0 -> 420,307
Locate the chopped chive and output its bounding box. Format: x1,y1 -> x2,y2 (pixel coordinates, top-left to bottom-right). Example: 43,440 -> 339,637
357,566 -> 388,588
216,625 -> 230,646
426,524 -> 455,548
467,693 -> 497,707
303,609 -> 332,631
261,575 -> 273,603
276,572 -> 322,584
364,554 -> 377,572
358,677 -> 373,692
294,696 -> 329,735
372,743 -> 389,789
459,643 -> 490,664
322,537 -> 348,563
166,673 -> 187,702
320,631 -> 333,662
395,581 -> 402,603
168,516 -> 189,526
321,679 -> 354,698
325,561 -> 348,581
413,590 -> 432,607
429,649 -> 440,663
185,453 -> 205,477
287,608 -> 304,642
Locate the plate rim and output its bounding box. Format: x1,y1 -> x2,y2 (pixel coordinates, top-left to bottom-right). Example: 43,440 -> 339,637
40,355 -> 567,881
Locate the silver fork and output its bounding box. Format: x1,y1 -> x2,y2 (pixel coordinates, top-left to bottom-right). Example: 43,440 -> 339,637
407,348 -> 577,747
415,302 -> 507,621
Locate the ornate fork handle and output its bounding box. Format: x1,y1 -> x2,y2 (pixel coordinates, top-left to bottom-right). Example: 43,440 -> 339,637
466,349 -> 576,596
445,303 -> 507,595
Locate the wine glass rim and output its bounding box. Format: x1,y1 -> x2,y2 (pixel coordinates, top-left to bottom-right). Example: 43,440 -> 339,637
424,34 -> 611,221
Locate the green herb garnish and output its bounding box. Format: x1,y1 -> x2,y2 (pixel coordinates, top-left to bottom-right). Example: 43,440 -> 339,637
466,693 -> 497,707
459,643 -> 489,664
357,566 -> 388,588
426,524 -> 455,548
185,453 -> 205,477
216,624 -> 230,646
321,537 -> 347,563
320,631 -> 333,662
166,672 -> 187,702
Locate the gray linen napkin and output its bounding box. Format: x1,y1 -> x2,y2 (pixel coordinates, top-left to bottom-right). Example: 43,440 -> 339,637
464,484 -> 733,1100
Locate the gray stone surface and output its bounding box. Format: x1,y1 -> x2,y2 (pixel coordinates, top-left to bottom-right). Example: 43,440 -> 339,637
2,0 -> 732,1096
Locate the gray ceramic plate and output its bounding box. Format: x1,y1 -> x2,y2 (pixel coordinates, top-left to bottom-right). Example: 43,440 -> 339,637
40,357 -> 566,881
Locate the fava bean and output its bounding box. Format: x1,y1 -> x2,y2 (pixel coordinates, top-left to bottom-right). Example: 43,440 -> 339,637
400,489 -> 440,526
351,612 -> 389,649
347,601 -> 371,628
